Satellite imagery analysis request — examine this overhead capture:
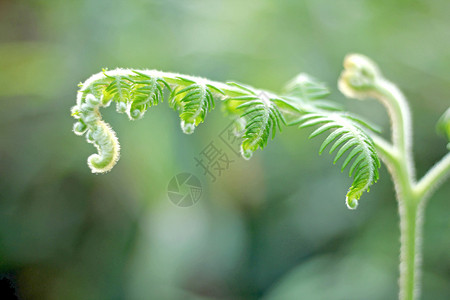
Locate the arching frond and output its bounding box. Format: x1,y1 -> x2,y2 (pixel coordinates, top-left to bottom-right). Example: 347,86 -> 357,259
292,112 -> 380,209
72,68 -> 381,205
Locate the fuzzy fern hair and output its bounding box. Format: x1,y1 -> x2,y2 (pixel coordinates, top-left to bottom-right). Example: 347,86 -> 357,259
71,64 -> 381,209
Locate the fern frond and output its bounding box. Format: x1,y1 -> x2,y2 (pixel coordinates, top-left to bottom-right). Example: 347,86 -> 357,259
72,67 -> 381,207
72,69 -> 249,173
292,112 -> 380,209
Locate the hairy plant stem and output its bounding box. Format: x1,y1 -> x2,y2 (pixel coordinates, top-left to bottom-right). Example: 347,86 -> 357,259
374,79 -> 419,300
371,84 -> 450,300
368,79 -> 423,300
340,54 -> 450,300
389,155 -> 421,300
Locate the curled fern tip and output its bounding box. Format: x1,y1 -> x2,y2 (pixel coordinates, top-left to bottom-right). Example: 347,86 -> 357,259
345,194 -> 359,210
338,54 -> 381,100
181,120 -> 196,134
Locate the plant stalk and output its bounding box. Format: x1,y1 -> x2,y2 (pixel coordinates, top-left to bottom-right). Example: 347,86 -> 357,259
339,54 -> 447,299
397,193 -> 423,300
379,149 -> 421,300
373,73 -> 420,300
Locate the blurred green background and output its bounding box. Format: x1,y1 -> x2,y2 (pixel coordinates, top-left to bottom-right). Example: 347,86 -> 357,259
1,0 -> 449,299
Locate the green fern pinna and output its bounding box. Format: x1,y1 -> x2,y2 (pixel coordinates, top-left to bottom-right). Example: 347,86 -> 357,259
72,54 -> 450,300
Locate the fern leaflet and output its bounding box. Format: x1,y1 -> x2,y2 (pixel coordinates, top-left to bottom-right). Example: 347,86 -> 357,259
292,112 -> 380,209
127,71 -> 170,120
226,82 -> 286,159
169,77 -> 224,133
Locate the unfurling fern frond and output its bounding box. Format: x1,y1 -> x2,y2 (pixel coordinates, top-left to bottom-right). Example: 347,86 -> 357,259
225,82 -> 286,159
71,94 -> 120,173
292,112 -> 380,209
73,69 -> 287,173
72,67 -> 381,209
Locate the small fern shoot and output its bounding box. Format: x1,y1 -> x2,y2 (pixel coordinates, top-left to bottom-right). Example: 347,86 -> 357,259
72,69 -> 290,173
71,66 -> 382,208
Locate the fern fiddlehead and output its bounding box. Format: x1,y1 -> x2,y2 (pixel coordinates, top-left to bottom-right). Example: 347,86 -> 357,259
72,85 -> 120,173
